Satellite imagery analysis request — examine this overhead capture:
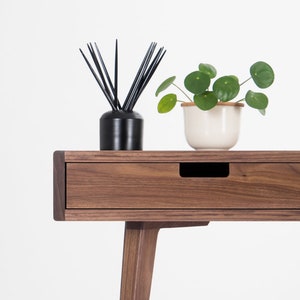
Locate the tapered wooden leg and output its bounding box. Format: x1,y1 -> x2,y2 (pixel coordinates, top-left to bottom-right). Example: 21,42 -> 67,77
119,221 -> 209,300
120,222 -> 159,300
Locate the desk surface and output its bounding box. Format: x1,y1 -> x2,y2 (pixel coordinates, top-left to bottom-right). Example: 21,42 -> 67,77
58,150 -> 300,162
54,150 -> 300,222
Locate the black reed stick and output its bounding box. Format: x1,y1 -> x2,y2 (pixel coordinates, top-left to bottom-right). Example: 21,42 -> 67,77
122,43 -> 157,111
87,43 -> 114,103
79,48 -> 117,111
135,48 -> 166,99
126,46 -> 165,111
128,47 -> 166,111
80,40 -> 166,112
93,42 -> 120,108
114,39 -> 119,109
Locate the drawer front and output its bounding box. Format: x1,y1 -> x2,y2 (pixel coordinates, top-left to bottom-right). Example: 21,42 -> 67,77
66,162 -> 300,209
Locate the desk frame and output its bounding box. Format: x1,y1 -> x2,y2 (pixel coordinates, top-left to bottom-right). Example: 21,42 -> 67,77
53,150 -> 300,299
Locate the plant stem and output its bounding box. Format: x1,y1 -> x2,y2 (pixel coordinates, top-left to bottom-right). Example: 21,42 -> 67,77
236,98 -> 245,103
172,83 -> 193,102
240,77 -> 252,86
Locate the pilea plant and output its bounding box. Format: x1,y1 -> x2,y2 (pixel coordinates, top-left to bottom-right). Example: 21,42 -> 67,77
155,61 -> 275,115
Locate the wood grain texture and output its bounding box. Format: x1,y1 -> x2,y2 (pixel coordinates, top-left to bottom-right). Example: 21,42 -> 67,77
64,209 -> 300,221
66,162 -> 300,209
53,150 -> 300,221
120,221 -> 208,300
53,151 -> 300,300
63,150 -> 300,163
53,151 -> 65,220
120,222 -> 160,300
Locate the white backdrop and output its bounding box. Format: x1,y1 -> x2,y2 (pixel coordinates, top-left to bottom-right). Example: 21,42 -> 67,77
1,0 -> 300,299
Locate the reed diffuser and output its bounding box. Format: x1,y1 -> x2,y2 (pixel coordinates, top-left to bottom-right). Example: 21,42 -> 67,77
80,40 -> 166,150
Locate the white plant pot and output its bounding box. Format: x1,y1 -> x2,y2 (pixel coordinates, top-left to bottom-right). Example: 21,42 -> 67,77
182,102 -> 244,150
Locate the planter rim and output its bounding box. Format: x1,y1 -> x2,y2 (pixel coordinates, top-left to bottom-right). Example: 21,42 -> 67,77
181,101 -> 244,107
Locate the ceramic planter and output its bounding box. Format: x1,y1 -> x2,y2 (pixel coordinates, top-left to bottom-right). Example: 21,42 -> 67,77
181,102 -> 244,150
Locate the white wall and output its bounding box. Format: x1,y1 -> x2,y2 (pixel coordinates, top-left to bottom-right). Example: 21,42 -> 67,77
1,0 -> 300,299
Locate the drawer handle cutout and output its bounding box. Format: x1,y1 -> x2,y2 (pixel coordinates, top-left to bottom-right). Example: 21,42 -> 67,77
179,162 -> 229,177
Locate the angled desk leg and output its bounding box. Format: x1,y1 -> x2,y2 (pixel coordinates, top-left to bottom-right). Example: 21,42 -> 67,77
120,221 -> 209,300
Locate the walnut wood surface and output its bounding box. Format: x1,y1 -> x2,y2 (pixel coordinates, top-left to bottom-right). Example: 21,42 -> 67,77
66,162 -> 300,209
64,209 -> 300,221
120,221 -> 208,300
120,222 -> 160,300
63,150 -> 300,163
54,150 -> 300,221
53,151 -> 65,221
53,150 -> 300,300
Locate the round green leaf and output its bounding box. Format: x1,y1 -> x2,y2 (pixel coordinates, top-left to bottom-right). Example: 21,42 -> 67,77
228,75 -> 239,82
155,76 -> 176,96
184,71 -> 210,94
250,61 -> 274,88
212,76 -> 240,101
198,63 -> 217,79
245,90 -> 268,109
259,109 -> 266,116
157,93 -> 177,113
194,91 -> 218,111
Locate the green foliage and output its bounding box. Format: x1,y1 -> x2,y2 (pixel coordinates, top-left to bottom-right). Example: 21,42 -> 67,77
213,76 -> 240,101
155,76 -> 176,96
245,90 -> 268,109
184,71 -> 210,94
250,61 -> 274,88
194,92 -> 218,110
155,61 -> 275,115
198,63 -> 217,79
157,93 -> 177,113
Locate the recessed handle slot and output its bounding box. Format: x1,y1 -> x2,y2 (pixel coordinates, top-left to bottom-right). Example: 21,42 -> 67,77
179,162 -> 229,177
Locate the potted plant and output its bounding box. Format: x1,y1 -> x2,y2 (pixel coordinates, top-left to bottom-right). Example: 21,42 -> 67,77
155,61 -> 275,150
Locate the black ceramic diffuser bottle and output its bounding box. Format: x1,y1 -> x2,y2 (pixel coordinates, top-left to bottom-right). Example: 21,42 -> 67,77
100,110 -> 143,150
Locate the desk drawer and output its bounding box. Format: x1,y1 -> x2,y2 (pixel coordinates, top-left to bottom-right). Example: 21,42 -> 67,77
66,162 -> 300,209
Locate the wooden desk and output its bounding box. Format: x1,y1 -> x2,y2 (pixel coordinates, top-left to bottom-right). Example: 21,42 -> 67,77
53,150 -> 300,299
